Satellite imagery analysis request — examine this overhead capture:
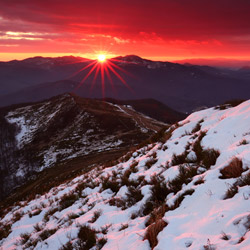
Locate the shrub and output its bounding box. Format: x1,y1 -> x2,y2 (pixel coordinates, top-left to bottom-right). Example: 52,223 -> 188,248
192,131 -> 220,169
144,219 -> 168,249
169,189 -> 195,210
145,204 -> 167,227
169,165 -> 197,194
143,175 -> 169,216
150,175 -> 169,204
130,160 -> 139,172
143,198 -> 156,216
97,237 -> 107,248
203,240 -> 216,250
77,225 -> 96,249
130,212 -> 138,220
221,231 -> 230,240
119,223 -> 129,231
43,207 -> 58,222
224,183 -> 238,199
100,224 -> 111,234
59,192 -> 79,210
238,236 -> 245,244
67,213 -> 79,220
125,186 -> 143,207
238,172 -> 250,187
102,177 -> 120,193
191,120 -> 203,133
0,223 -> 11,240
171,152 -> 187,166
192,131 -> 207,162
108,197 -> 126,209
39,228 -> 57,241
12,211 -> 24,223
239,139 -> 248,145
24,238 -> 39,249
20,232 -> 30,245
220,158 -> 244,179
120,169 -> 131,186
202,149 -> 220,169
75,182 -> 86,196
215,104 -> 231,110
89,209 -> 102,223
145,158 -> 158,169
149,126 -> 170,143
29,208 -> 42,218
194,177 -> 205,185
59,241 -> 74,250
33,223 -> 43,232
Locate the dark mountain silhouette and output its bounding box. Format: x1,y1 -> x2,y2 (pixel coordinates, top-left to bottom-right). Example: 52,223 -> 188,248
0,55 -> 250,112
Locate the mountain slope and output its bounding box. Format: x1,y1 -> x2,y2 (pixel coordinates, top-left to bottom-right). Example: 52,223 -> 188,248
0,93 -> 165,201
0,55 -> 250,112
103,98 -> 186,124
0,100 -> 249,250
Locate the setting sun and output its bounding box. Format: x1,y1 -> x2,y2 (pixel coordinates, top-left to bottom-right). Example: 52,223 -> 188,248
98,54 -> 106,62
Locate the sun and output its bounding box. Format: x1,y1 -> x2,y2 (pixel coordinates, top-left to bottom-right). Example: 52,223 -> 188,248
97,54 -> 106,63
71,53 -> 133,98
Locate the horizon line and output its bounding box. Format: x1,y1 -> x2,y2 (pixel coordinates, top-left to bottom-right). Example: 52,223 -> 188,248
1,53 -> 250,63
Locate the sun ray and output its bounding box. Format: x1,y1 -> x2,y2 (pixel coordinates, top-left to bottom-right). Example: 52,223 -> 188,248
70,60 -> 96,78
101,64 -> 105,97
90,63 -> 101,92
109,60 -> 136,78
72,54 -> 133,97
104,66 -> 116,94
105,63 -> 133,93
75,61 -> 98,89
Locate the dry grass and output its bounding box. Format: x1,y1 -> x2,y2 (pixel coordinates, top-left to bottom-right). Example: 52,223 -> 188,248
145,204 -> 167,227
119,223 -> 129,231
145,157 -> 158,169
224,183 -> 238,199
144,219 -> 168,249
220,158 -> 244,179
88,209 -> 102,223
0,223 -> 12,241
77,225 -> 97,250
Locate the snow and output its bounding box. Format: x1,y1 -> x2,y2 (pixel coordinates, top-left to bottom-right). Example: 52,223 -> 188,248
1,100 -> 250,250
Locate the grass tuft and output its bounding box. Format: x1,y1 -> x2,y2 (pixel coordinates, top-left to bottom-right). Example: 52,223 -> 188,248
77,225 -> 97,250
144,219 -> 168,249
89,209 -> 102,223
220,158 -> 244,179
39,228 -> 57,241
59,192 -> 79,210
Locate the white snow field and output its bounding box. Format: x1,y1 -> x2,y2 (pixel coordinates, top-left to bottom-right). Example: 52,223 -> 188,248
1,100 -> 250,250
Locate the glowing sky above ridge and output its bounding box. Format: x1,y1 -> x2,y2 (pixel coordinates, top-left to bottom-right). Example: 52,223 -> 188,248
0,0 -> 250,61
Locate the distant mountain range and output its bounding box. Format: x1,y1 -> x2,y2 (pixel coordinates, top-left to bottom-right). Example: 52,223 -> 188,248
0,55 -> 250,112
174,58 -> 250,69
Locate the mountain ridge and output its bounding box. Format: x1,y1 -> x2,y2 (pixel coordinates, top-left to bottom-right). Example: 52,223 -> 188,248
0,93 -> 166,201
0,55 -> 250,112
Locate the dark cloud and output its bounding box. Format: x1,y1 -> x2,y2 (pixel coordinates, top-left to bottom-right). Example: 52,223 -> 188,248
0,0 -> 250,59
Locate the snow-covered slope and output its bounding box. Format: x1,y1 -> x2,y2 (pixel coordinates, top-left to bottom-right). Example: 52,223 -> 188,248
1,101 -> 250,250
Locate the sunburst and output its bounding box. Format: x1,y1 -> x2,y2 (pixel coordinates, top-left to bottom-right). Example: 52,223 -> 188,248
73,53 -> 133,97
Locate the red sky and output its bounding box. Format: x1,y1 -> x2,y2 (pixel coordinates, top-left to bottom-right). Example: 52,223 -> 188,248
0,0 -> 250,61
